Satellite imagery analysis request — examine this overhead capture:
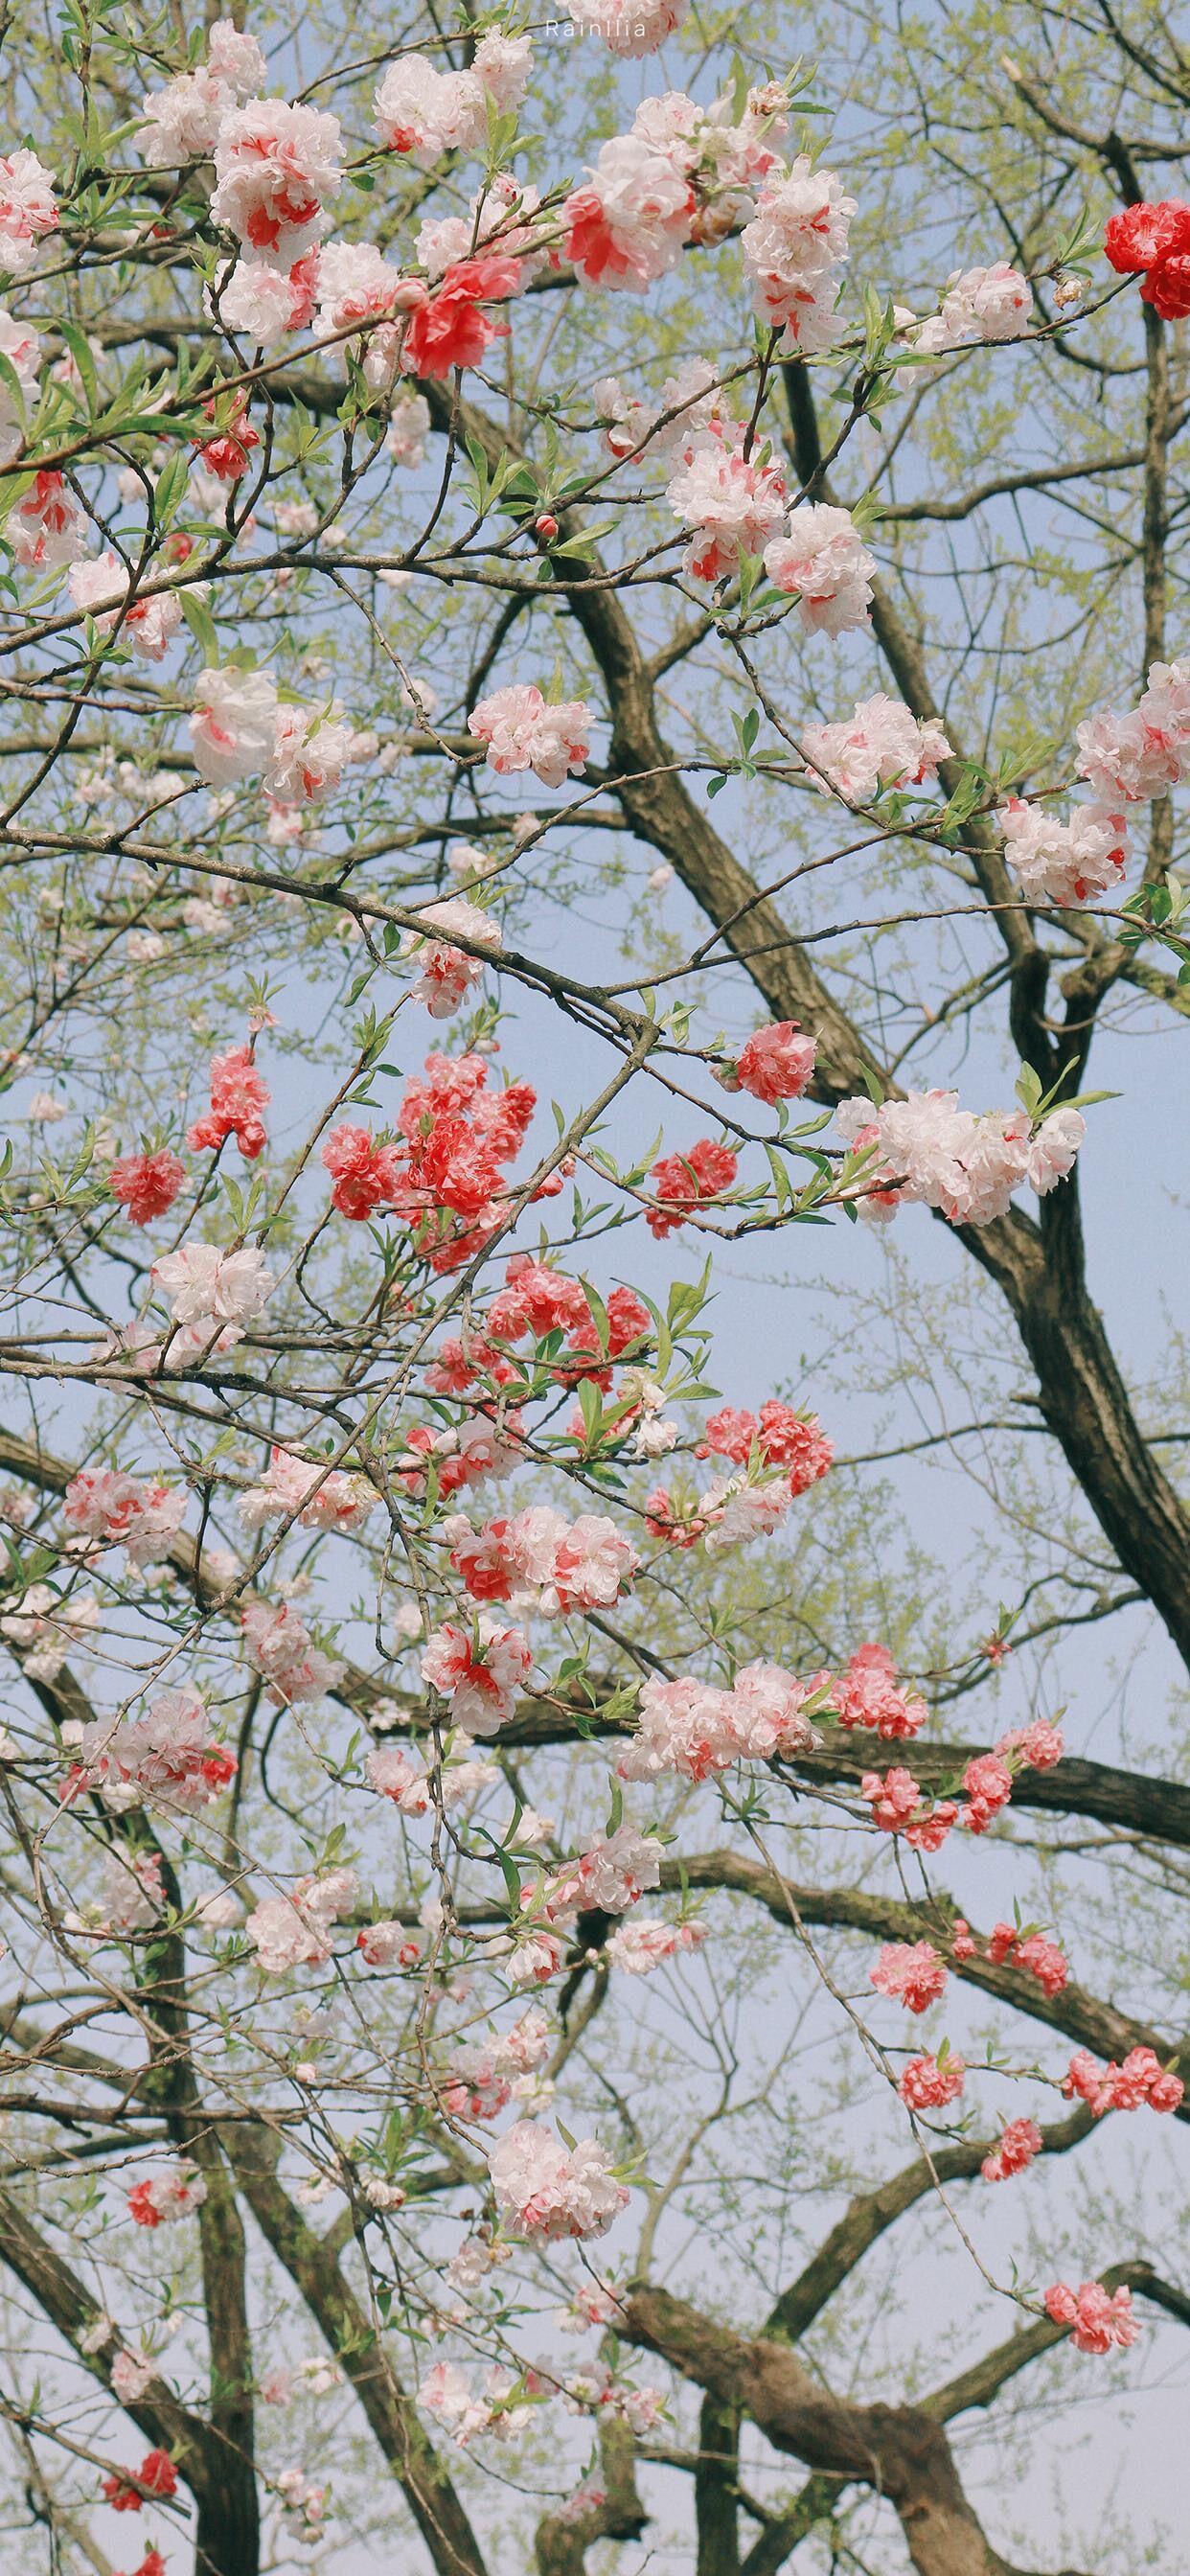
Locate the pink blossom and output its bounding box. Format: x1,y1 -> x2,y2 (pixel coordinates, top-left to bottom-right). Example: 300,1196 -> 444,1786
322,1123 -> 403,1220
469,684 -> 590,787
997,1720 -> 1064,1769
400,252 -> 524,378
241,1600 -> 344,1705
961,1751 -> 1014,1834
366,1744 -> 430,1814
648,1138 -> 738,1236
375,38 -> 529,165
860,1767 -> 956,1851
418,2360 -> 493,2445
917,262 -> 1031,351
408,897 -> 503,1017
1064,2046 -> 1183,2117
764,504 -> 875,634
187,1042 -> 270,1162
1043,2281 -> 1138,2355
606,1917 -> 706,1973
126,2163 -> 207,2227
505,1927 -> 565,1987
802,695 -> 951,801
240,1445 -> 376,1535
215,253 -> 314,345
421,1617 -> 532,1736
989,1921 -> 1068,1994
357,1918 -> 419,1967
69,552 -> 183,656
11,472 -> 89,572
247,1867 -> 357,1973
564,0 -> 689,55
1075,658 -> 1190,802
869,1941 -> 948,2013
666,439 -> 788,583
832,1643 -> 927,1739
211,100 -> 342,267
62,1470 -> 186,1568
564,134 -> 693,291
542,1824 -> 664,1921
141,66 -> 238,165
732,1020 -> 817,1103
835,1087 -> 1085,1228
0,150 -> 58,274
108,1148 -> 186,1227
0,310 -> 41,464
190,667 -> 280,786
151,1242 -> 274,1353
548,1514 -> 639,1614
898,2052 -> 966,2110
265,705 -> 355,805
488,2121 -> 628,2240
63,1686 -> 235,1815
742,157 -> 855,352
981,2116 -> 1042,2181
999,797 -> 1129,907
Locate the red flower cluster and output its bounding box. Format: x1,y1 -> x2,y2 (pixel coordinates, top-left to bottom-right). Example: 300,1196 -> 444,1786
647,1138 -> 738,1237
322,1053 -> 538,1266
1104,199 -> 1190,319
988,1920 -> 1068,1995
981,2116 -> 1042,2182
898,2051 -> 966,2109
702,1399 -> 833,1494
108,1146 -> 186,1225
487,1256 -> 651,1387
187,1043 -> 270,1162
194,390 -> 261,480
1063,2046 -> 1183,2118
102,2450 -> 178,2511
402,255 -> 523,379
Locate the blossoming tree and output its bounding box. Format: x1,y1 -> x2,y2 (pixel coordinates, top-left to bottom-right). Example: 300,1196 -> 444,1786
0,2 -> 1188,2572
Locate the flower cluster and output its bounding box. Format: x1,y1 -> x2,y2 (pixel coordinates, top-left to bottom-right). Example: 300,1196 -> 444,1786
898,2052 -> 966,2109
240,1446 -> 376,1535
701,1400 -> 834,1497
835,1089 -> 1086,1228
1075,656 -> 1190,808
981,2117 -> 1042,2182
190,667 -> 360,805
241,1601 -> 345,1704
1063,2047 -> 1183,2118
742,155 -> 855,354
187,1043 -> 270,1162
721,1020 -> 817,1103
446,1506 -> 639,1619
488,2121 -> 628,2240
1043,2280 -> 1138,2355
421,1617 -> 533,1735
62,1686 -> 235,1814
803,695 -> 951,802
126,2163 -> 208,2228
1104,199 -> 1190,320
469,684 -> 590,786
869,1941 -> 948,2012
999,798 -> 1129,908
374,35 -> 531,166
648,1138 -> 738,1237
764,504 -> 875,634
246,1865 -> 358,1972
910,262 -> 1031,353
620,1660 -> 820,1781
62,1470 -> 185,1567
